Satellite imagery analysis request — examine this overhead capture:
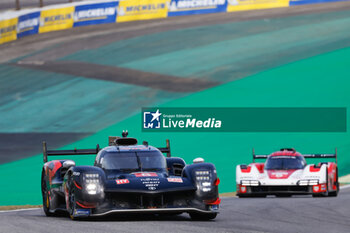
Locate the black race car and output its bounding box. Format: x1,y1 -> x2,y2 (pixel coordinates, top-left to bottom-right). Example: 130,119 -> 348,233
41,131 -> 220,220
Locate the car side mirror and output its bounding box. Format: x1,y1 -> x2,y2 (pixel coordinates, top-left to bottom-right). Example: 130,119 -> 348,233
193,157 -> 204,164
61,160 -> 76,177
63,160 -> 75,168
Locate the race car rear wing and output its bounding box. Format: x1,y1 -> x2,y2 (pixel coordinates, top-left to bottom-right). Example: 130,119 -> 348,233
303,149 -> 338,164
43,138 -> 172,162
252,148 -> 269,162
43,141 -> 100,163
157,139 -> 171,157
252,148 -> 337,164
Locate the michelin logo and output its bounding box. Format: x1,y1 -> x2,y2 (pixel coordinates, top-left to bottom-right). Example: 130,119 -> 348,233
143,109 -> 162,129
0,25 -> 16,37
118,3 -> 165,16
74,7 -> 116,21
169,0 -> 226,11
40,13 -> 72,26
17,18 -> 39,33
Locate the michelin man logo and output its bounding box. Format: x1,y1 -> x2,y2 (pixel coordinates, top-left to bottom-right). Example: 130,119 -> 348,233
143,109 -> 162,129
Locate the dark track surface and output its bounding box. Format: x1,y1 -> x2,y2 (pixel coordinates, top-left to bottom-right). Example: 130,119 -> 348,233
13,61 -> 218,92
0,133 -> 90,164
1,188 -> 349,233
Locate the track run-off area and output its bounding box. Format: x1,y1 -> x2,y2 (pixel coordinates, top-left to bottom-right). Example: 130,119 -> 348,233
1,4 -> 350,232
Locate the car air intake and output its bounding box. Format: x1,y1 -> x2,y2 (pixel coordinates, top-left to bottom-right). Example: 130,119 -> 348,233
115,138 -> 138,146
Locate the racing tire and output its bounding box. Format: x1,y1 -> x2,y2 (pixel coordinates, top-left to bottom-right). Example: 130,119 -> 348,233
68,187 -> 78,220
41,170 -> 56,217
313,168 -> 330,198
328,188 -> 339,197
328,170 -> 339,197
189,212 -> 217,221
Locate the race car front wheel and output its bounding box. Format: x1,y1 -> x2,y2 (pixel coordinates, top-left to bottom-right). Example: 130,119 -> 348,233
41,170 -> 55,217
328,169 -> 339,197
68,188 -> 78,220
189,212 -> 217,221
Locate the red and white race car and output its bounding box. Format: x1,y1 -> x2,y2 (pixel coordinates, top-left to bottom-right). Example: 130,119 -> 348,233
236,148 -> 339,197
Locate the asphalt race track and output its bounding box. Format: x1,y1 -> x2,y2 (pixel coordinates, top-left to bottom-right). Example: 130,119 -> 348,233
1,188 -> 349,233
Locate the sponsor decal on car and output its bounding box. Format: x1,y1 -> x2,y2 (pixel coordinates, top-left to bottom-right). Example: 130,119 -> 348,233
134,172 -> 158,177
267,170 -> 296,179
73,171 -> 80,176
74,209 -> 91,217
167,177 -> 183,183
116,179 -> 130,184
141,178 -> 160,190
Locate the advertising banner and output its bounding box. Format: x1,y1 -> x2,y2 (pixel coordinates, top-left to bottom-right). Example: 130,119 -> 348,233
0,18 -> 18,44
117,0 -> 169,22
39,6 -> 74,33
17,12 -> 40,38
289,0 -> 342,5
74,2 -> 118,27
168,0 -> 227,16
227,0 -> 289,12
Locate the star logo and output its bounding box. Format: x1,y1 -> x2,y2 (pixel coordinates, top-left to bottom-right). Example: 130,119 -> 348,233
150,109 -> 162,123
143,109 -> 162,129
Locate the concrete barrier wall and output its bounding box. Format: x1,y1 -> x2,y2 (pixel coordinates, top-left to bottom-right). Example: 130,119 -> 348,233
0,0 -> 348,45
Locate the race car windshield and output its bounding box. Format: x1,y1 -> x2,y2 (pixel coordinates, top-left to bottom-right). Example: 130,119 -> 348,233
265,156 -> 306,170
101,151 -> 166,172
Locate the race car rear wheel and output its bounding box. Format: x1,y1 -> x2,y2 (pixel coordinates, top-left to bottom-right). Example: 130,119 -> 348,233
41,170 -> 55,217
189,212 -> 217,220
328,169 -> 339,197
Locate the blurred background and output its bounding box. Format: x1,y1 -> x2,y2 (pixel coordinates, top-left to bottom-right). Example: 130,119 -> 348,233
0,0 -> 85,11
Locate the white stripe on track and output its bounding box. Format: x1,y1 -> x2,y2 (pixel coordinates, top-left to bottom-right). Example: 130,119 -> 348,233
340,184 -> 350,190
0,207 -> 40,213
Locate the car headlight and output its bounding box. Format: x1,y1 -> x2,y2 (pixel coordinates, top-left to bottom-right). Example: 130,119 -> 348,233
298,179 -> 319,186
86,183 -> 97,195
241,180 -> 260,186
195,170 -> 214,192
195,170 -> 210,181
84,173 -> 100,183
84,173 -> 101,194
